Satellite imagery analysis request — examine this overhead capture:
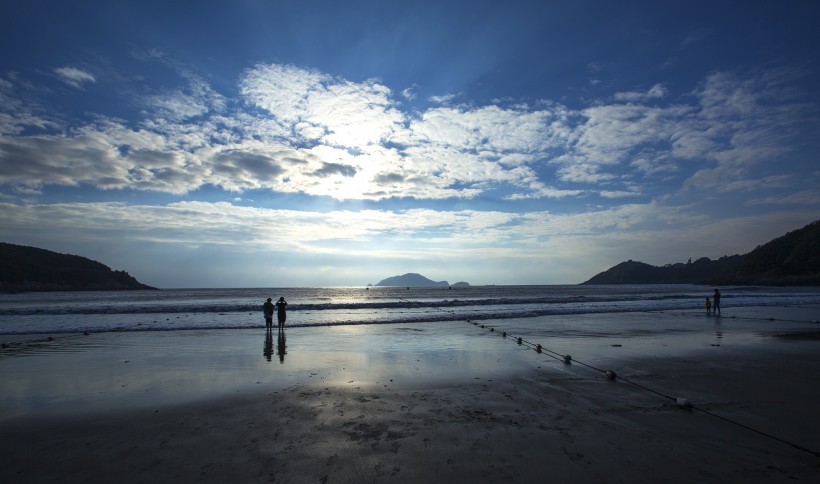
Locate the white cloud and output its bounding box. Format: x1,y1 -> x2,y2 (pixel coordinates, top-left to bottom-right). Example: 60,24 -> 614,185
428,93 -> 458,104
0,63 -> 812,205
54,67 -> 96,88
0,75 -> 58,135
240,64 -> 404,150
599,189 -> 641,199
613,83 -> 667,102
2,200 -> 816,285
0,200 -> 709,259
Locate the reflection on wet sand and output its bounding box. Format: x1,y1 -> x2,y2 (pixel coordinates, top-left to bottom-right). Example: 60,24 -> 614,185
264,327 -> 287,363
263,328 -> 273,362
277,328 -> 287,363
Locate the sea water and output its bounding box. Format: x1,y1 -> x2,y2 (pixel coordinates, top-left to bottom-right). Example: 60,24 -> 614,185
1,284 -> 819,335
1,284 -> 819,418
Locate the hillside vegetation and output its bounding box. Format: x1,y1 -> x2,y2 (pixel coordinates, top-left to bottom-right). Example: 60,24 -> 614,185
583,220 -> 820,286
0,243 -> 156,292
713,220 -> 820,285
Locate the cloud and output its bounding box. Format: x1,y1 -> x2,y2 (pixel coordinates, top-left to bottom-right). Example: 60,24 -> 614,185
3,199 -> 816,285
747,189 -> 820,206
239,63 -> 403,150
680,28 -> 711,49
54,67 -> 96,88
313,162 -> 357,178
599,189 -> 641,199
0,63 -> 813,205
613,83 -> 667,102
0,75 -> 59,135
428,93 -> 458,104
0,200 -> 705,257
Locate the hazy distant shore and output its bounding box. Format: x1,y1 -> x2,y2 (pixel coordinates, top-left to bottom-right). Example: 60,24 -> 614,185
2,307 -> 820,482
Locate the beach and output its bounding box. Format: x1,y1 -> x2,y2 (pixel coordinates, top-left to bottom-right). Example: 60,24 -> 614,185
2,306 -> 820,483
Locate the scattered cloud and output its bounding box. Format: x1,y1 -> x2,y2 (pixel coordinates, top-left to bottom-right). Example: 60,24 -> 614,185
401,86 -> 417,100
680,28 -> 711,49
54,67 -> 96,88
613,83 -> 667,102
747,189 -> 820,206
428,93 -> 458,105
0,63 -> 814,208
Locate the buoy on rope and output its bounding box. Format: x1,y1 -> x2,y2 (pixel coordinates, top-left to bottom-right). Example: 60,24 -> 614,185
563,354 -> 572,364
517,337 -> 522,345
536,344 -> 542,353
490,327 -> 495,332
676,397 -> 692,408
502,331 -> 507,337
605,370 -> 617,381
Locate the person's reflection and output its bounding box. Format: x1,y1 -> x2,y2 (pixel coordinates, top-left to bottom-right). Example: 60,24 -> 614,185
277,327 -> 287,363
263,327 -> 273,362
713,318 -> 723,347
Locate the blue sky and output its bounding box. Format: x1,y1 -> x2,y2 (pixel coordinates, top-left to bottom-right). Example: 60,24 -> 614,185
1,0 -> 819,287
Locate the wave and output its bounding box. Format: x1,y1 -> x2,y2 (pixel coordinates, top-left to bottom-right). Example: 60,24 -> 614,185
2,285 -> 820,336
1,291 -> 808,316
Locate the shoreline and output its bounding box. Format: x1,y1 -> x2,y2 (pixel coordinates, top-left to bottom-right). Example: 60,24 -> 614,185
2,307 -> 820,482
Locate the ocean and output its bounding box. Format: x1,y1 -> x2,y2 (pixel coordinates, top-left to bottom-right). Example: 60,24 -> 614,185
2,284 -> 820,420
2,284 -> 819,335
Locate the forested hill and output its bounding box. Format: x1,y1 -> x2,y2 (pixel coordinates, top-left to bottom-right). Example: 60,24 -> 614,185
0,243 -> 156,292
711,220 -> 820,285
582,220 -> 820,286
582,256 -> 742,285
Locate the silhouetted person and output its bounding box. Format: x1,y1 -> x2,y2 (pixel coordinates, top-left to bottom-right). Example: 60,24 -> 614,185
263,297 -> 274,328
705,297 -> 712,316
713,289 -> 721,316
277,327 -> 287,363
263,327 -> 273,362
276,297 -> 287,329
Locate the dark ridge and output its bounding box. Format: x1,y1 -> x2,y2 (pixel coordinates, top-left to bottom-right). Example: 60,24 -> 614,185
582,220 -> 820,286
0,242 -> 157,293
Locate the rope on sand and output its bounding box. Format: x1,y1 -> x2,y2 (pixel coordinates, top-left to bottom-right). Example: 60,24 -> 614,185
464,318 -> 820,460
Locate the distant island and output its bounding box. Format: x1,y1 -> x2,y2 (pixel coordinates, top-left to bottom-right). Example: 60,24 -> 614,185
583,220 -> 820,286
370,273 -> 470,287
0,242 -> 156,293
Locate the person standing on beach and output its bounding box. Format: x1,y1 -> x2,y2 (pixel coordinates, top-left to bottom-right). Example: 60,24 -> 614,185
713,289 -> 721,316
705,297 -> 712,316
263,298 -> 274,328
276,296 -> 287,329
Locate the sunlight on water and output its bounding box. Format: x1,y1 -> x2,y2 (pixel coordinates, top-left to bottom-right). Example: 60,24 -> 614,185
2,285 -> 819,335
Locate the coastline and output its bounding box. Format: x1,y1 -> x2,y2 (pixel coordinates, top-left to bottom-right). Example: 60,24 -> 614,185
2,307 -> 820,482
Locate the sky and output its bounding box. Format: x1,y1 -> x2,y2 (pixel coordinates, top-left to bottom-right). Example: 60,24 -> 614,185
1,0 -> 819,287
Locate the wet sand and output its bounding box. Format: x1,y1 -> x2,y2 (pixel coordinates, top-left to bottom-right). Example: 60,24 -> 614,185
2,308 -> 820,482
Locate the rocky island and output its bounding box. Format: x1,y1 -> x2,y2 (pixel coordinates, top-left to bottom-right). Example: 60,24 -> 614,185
370,273 -> 470,287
